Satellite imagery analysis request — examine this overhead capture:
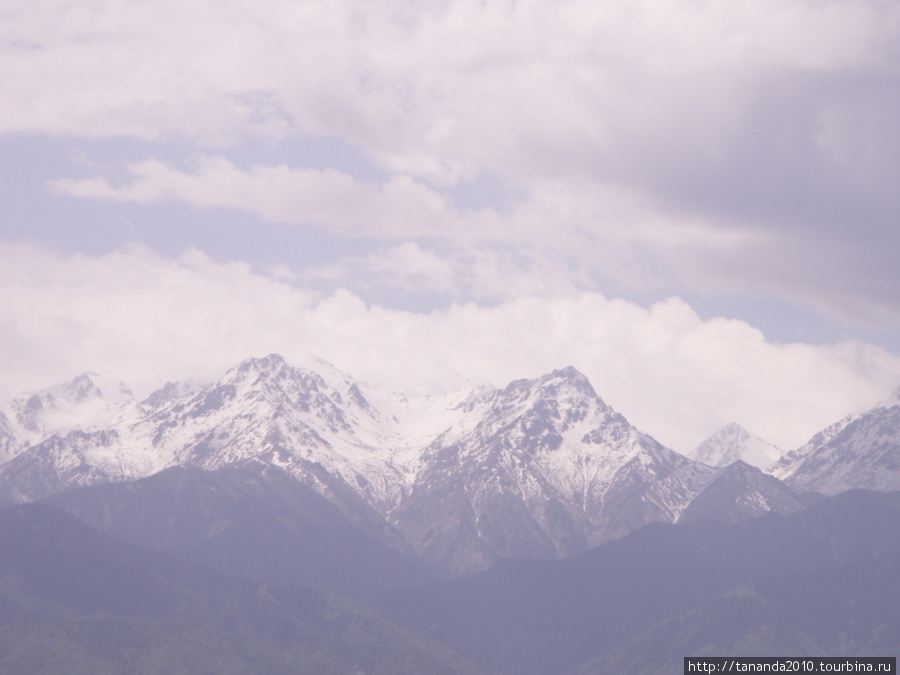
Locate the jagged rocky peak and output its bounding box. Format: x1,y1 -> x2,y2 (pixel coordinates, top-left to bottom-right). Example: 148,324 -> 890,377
388,363 -> 720,574
443,366 -> 620,460
225,353 -> 373,413
232,352 -> 293,382
218,355 -> 326,406
66,372 -> 127,403
690,422 -> 782,470
515,366 -> 603,402
13,371 -> 133,411
489,366 -> 608,419
540,366 -> 600,396
59,372 -> 133,404
141,353 -> 393,472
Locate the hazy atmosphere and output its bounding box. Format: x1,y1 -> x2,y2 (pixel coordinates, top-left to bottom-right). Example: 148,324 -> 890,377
3,0 -> 900,452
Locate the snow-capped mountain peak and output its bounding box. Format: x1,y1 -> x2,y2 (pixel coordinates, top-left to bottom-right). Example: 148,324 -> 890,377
690,422 -> 782,470
390,365 -> 717,572
140,381 -> 198,409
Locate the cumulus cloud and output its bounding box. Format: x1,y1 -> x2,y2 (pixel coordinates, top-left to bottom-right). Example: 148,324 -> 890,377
1,244 -> 898,452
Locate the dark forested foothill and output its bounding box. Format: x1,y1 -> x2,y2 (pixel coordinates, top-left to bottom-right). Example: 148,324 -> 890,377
0,503 -> 487,675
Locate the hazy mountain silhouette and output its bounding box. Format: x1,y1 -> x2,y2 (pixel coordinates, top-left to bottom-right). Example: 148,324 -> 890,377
376,490 -> 900,675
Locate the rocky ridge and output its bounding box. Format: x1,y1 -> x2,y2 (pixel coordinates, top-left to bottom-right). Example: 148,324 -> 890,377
770,388 -> 900,495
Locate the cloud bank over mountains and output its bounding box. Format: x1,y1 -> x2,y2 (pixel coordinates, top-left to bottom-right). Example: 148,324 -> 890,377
2,0 -> 899,452
2,244 -> 898,452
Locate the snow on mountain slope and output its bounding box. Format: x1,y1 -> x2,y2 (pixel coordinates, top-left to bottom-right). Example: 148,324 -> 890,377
7,372 -> 137,447
770,388 -> 900,495
769,415 -> 856,480
0,430 -> 137,503
690,423 -> 782,469
133,354 -> 424,512
0,355 -> 463,512
0,411 -> 22,466
390,367 -> 718,573
0,356 -> 790,574
0,372 -> 146,490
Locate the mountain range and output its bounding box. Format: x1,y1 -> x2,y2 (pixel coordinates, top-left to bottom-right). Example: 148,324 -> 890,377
0,356 -> 757,573
1,354 -> 899,673
1,354 -> 899,576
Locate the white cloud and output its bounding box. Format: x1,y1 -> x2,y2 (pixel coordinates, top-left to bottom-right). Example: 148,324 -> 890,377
6,0 -> 896,196
51,156 -> 469,237
3,0 -> 900,394
361,243 -> 457,293
2,0 -> 895,331
1,244 -> 898,453
4,0 -> 893,152
49,153 -> 763,294
300,242 -> 592,300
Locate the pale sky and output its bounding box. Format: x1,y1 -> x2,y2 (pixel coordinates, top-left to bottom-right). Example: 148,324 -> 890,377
2,0 -> 900,453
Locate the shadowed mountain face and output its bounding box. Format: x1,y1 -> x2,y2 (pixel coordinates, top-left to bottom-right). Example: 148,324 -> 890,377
677,460 -> 805,525
375,490 -> 900,675
46,463 -> 440,601
582,549 -> 900,674
0,503 -> 487,675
